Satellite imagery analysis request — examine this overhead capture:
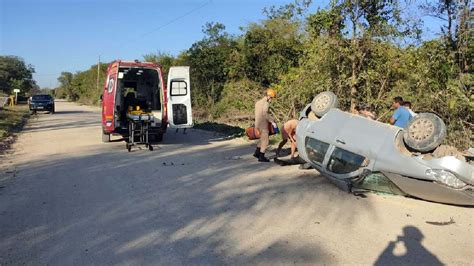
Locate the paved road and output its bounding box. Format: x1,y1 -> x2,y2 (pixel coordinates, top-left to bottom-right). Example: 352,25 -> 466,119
0,101 -> 473,265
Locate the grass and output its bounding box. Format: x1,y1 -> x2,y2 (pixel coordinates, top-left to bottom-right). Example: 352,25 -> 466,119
0,105 -> 30,141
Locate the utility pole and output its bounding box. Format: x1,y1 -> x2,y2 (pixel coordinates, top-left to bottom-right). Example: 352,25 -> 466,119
96,55 -> 101,94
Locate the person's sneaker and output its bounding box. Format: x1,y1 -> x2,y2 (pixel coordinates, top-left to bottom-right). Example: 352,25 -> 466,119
258,153 -> 270,162
253,147 -> 261,158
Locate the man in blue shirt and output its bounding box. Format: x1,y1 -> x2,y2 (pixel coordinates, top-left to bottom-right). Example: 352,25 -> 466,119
390,96 -> 412,128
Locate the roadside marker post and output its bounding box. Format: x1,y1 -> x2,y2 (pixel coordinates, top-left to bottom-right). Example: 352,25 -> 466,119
13,89 -> 20,105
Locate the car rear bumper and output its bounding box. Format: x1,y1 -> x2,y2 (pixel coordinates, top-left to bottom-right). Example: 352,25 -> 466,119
29,104 -> 54,111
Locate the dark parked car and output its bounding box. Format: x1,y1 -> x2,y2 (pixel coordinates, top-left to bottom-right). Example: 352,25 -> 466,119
29,94 -> 55,114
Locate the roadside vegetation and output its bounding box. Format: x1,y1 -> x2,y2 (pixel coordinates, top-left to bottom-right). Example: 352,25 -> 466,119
0,56 -> 38,96
0,105 -> 29,141
50,0 -> 472,149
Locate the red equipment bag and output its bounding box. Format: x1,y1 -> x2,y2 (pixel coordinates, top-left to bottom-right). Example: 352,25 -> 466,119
246,122 -> 279,140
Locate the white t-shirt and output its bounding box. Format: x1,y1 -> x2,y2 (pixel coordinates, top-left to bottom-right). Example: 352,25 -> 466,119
407,108 -> 417,117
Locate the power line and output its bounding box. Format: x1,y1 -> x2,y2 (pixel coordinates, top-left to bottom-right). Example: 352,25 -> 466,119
139,0 -> 212,39
108,0 -> 212,53
38,1 -> 212,82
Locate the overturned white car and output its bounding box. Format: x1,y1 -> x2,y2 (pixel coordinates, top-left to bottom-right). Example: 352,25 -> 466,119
296,92 -> 474,206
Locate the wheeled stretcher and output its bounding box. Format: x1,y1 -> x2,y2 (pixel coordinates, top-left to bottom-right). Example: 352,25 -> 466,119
126,111 -> 154,152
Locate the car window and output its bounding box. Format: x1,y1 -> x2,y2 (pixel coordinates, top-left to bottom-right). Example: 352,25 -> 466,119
305,137 -> 330,164
107,78 -> 115,93
32,95 -> 51,100
170,80 -> 187,96
327,147 -> 365,174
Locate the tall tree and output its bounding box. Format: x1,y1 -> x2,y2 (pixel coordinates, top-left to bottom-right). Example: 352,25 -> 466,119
143,51 -> 176,83
57,72 -> 76,101
0,55 -> 36,95
186,22 -> 237,105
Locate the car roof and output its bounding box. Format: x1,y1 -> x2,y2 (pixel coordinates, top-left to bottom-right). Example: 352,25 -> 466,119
113,60 -> 161,69
310,109 -> 401,158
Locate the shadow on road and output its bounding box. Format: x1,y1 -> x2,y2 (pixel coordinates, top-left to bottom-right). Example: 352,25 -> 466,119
53,110 -> 96,115
0,101 -> 380,264
375,226 -> 443,266
0,134 -> 378,264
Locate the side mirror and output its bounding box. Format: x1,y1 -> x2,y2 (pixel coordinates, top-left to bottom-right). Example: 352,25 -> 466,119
99,95 -> 103,101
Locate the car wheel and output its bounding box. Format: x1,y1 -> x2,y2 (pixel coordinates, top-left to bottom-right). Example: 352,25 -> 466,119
403,113 -> 446,153
310,91 -> 338,117
102,131 -> 111,143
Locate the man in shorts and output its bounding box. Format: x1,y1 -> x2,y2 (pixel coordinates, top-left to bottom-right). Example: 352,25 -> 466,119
276,119 -> 298,159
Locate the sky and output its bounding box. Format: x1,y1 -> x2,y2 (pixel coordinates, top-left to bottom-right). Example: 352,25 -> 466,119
1,0 -> 443,88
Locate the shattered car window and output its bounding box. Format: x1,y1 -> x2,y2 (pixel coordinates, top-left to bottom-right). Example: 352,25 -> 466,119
305,137 -> 330,164
328,147 -> 365,174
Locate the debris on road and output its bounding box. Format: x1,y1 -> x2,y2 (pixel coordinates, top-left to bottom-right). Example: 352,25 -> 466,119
426,217 -> 456,226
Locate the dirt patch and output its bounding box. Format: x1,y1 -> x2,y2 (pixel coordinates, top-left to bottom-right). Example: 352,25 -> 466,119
422,145 -> 467,162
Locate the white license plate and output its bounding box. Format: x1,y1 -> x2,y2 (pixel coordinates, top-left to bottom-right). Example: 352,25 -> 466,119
37,106 -> 44,109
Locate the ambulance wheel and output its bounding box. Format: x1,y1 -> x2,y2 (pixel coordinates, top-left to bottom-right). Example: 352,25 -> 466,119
156,133 -> 163,142
311,91 -> 338,117
102,131 -> 111,143
149,133 -> 163,143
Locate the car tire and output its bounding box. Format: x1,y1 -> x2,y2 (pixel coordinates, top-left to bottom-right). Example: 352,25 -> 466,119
102,131 -> 111,143
310,91 -> 338,117
403,113 -> 447,153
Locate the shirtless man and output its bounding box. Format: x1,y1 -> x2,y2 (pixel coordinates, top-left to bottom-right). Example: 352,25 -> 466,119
355,103 -> 376,120
276,119 -> 298,159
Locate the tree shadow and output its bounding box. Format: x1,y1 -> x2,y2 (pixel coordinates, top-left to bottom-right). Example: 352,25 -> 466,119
53,110 -> 95,115
375,226 -> 443,266
0,101 -> 380,264
0,137 -> 378,264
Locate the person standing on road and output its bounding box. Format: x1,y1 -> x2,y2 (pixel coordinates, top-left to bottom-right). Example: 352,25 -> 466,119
253,88 -> 277,162
390,96 -> 412,128
276,119 -> 298,159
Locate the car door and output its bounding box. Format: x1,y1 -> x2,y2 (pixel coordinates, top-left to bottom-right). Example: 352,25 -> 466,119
167,66 -> 193,128
102,66 -> 118,132
325,146 -> 369,179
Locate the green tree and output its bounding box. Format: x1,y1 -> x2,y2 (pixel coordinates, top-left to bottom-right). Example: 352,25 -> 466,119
242,17 -> 304,87
143,51 -> 176,83
186,22 -> 238,106
57,72 -> 76,101
0,55 -> 36,95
